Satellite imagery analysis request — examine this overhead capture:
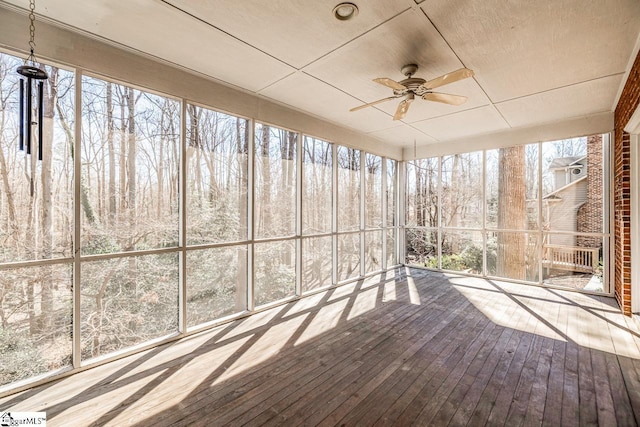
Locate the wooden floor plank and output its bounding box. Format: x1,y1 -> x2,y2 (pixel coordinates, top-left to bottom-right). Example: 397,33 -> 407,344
562,341 -> 581,426
485,319 -> 536,423
541,336 -> 567,426
179,302 -> 432,426
435,290 -> 525,426
523,288 -> 562,426
372,304 -> 505,426
603,351 -> 637,426
591,349 -> 620,427
399,307 -> 504,425
503,333 -> 545,426
338,281 -> 517,427
577,296 -> 599,427
464,295 -> 536,427
1,269 -> 640,427
236,279 -> 470,427
244,300 -> 466,427
299,301 -> 470,426
307,297 -> 482,427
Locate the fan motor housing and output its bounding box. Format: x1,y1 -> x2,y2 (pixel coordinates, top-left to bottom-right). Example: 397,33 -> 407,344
394,77 -> 428,96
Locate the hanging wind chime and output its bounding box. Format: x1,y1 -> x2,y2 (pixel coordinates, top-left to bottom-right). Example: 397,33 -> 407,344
17,0 -> 48,161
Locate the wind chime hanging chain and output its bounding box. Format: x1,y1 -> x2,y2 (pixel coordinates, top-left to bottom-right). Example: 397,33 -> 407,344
16,0 -> 47,163
27,0 -> 37,63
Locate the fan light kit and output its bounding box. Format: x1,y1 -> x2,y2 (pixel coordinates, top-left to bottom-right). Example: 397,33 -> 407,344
350,64 -> 474,120
333,2 -> 358,21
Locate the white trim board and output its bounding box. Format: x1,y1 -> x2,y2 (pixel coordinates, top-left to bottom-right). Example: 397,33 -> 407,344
403,111 -> 613,160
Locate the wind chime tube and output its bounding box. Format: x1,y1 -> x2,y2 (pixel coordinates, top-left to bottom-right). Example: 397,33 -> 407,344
38,81 -> 44,161
19,79 -> 25,151
26,77 -> 32,155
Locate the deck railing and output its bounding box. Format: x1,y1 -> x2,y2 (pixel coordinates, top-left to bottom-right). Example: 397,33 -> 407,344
542,244 -> 599,273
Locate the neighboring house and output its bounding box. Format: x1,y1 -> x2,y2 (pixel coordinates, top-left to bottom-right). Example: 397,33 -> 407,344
549,155 -> 588,188
542,135 -> 603,249
541,135 -> 604,278
544,155 -> 588,247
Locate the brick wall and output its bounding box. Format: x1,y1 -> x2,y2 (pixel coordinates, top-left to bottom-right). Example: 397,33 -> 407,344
614,50 -> 640,315
577,134 -> 603,247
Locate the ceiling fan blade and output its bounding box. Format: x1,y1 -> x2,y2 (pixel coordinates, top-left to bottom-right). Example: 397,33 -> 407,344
350,96 -> 400,112
421,68 -> 474,90
423,92 -> 468,106
393,97 -> 414,121
373,77 -> 407,91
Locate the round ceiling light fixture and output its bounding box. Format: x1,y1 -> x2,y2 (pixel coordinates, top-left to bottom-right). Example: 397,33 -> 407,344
333,2 -> 358,21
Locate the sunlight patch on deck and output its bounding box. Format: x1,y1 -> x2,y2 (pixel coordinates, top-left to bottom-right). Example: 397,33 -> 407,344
407,276 -> 421,305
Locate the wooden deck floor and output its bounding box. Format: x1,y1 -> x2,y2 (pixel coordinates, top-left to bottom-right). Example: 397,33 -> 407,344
3,267 -> 640,426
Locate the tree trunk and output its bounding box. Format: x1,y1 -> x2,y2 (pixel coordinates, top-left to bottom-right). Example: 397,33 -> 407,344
496,146 -> 527,279
260,125 -> 271,234
55,88 -> 97,225
118,87 -> 127,214
235,118 -> 249,311
157,101 -> 166,219
235,118 -> 248,311
125,88 -> 137,291
126,87 -> 136,226
0,104 -> 17,229
415,162 -> 423,226
107,82 -> 116,224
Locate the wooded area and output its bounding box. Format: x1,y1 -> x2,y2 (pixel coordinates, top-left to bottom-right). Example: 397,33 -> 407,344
0,51 -> 395,389
0,53 -> 74,385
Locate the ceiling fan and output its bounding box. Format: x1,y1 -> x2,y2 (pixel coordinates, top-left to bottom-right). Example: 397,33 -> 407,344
350,64 -> 474,120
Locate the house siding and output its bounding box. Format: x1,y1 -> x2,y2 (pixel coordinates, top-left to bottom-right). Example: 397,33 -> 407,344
547,180 -> 587,247
614,50 -> 640,315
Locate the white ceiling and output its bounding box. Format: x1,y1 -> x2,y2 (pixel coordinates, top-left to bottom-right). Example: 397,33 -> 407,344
3,0 -> 639,149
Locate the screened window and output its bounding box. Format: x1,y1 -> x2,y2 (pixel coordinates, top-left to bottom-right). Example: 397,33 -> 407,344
186,246 -> 247,327
0,49 -> 399,391
338,232 -> 360,282
441,152 -> 482,229
254,124 -> 297,239
1,55 -> 75,263
486,144 -> 539,231
186,105 -> 248,245
302,136 -> 332,235
81,253 -> 179,359
406,158 -> 438,228
365,154 -> 382,229
302,236 -> 332,292
0,53 -> 75,386
254,240 -> 296,306
337,146 -> 360,232
406,134 -> 609,293
386,159 -> 397,227
80,77 -> 181,361
81,76 -> 180,254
